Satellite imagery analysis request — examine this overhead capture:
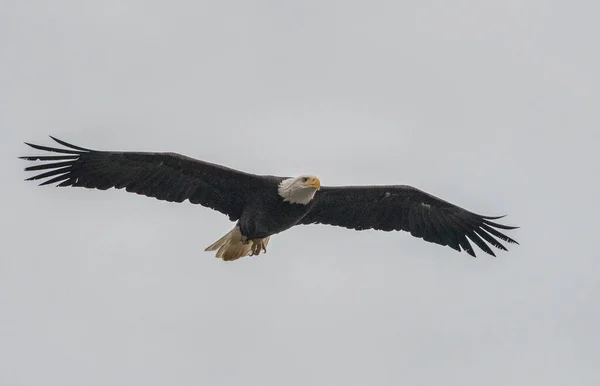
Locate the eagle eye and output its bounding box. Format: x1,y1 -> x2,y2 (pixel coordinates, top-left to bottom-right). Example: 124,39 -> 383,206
302,177 -> 309,182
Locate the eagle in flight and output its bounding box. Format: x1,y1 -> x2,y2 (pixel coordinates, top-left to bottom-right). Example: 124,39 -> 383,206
21,136 -> 518,261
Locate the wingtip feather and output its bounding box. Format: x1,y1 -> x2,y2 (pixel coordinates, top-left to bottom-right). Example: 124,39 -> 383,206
49,136 -> 93,151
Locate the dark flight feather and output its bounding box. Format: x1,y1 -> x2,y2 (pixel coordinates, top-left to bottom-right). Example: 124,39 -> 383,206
20,136 -> 270,221
300,185 -> 519,257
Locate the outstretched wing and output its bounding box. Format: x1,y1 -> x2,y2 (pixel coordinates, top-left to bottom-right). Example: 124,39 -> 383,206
300,185 -> 518,257
20,136 -> 270,221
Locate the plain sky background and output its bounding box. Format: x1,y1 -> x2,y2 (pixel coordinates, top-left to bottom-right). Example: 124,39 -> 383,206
1,1 -> 599,385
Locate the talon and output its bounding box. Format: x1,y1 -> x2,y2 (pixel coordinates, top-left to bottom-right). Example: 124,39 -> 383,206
247,238 -> 270,257
249,240 -> 261,256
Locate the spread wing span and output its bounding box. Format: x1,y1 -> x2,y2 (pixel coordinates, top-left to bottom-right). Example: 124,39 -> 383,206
301,185 -> 518,257
20,136 -> 268,221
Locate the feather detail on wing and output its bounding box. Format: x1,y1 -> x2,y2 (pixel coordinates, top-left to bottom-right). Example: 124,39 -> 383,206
20,136 -> 269,221
300,185 -> 518,257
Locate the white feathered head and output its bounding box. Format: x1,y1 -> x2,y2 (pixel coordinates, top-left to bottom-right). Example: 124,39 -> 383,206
277,175 -> 321,205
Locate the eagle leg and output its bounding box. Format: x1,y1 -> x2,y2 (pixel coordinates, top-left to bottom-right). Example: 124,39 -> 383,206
250,241 -> 260,256
249,237 -> 270,256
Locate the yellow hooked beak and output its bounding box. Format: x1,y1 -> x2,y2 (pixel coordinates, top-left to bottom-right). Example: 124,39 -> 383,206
306,177 -> 321,190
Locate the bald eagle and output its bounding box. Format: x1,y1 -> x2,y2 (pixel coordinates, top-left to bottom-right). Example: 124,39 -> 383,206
21,136 -> 518,261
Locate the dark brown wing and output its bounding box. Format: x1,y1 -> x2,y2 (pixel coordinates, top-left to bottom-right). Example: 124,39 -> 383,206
300,185 -> 518,257
20,136 -> 272,221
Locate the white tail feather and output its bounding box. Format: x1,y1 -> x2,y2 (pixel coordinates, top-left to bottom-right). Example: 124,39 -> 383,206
205,226 -> 271,261
205,226 -> 252,261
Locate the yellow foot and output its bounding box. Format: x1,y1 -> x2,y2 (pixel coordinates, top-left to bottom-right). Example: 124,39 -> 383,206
249,237 -> 270,256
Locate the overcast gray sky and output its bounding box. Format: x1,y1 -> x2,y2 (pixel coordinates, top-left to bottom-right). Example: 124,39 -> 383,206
1,1 -> 599,385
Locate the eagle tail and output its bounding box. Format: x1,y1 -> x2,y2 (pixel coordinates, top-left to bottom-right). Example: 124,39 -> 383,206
205,226 -> 253,261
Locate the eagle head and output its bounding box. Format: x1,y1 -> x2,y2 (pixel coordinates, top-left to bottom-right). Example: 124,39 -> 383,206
277,175 -> 321,205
